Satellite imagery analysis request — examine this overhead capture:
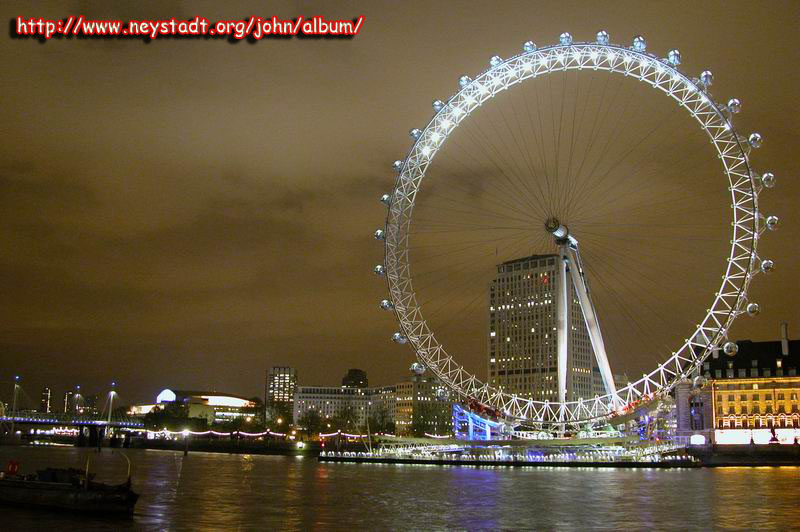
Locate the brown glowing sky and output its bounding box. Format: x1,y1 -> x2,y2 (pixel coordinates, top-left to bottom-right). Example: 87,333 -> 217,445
1,0 -> 798,407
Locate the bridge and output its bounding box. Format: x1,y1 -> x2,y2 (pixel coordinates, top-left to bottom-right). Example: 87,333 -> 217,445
1,377 -> 144,430
0,412 -> 144,429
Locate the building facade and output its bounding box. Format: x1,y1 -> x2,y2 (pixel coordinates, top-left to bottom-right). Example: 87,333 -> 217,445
292,369 -> 452,436
293,386 -> 375,427
266,366 -> 297,412
488,254 -> 603,402
39,387 -> 51,414
394,372 -> 451,436
63,390 -> 74,413
675,326 -> 800,444
155,389 -> 259,425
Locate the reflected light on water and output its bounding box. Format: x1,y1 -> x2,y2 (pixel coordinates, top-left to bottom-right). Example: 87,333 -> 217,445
0,447 -> 797,529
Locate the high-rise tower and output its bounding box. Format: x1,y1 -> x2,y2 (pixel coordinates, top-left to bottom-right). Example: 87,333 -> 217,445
266,366 -> 298,410
488,254 -> 604,402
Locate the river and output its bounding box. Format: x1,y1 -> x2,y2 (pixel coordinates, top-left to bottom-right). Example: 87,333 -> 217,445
0,446 -> 798,530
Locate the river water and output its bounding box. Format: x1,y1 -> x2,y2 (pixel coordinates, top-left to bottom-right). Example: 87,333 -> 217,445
0,446 -> 798,530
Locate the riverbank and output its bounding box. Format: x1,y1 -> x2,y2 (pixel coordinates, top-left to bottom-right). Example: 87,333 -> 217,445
131,439 -> 322,456
318,454 -> 700,468
688,443 -> 800,467
6,439 -> 800,466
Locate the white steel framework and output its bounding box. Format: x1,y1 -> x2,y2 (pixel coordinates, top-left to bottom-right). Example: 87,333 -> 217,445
378,33 -> 776,430
548,219 -> 618,405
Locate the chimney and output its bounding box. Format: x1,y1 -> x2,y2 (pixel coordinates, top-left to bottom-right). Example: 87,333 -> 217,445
781,322 -> 789,356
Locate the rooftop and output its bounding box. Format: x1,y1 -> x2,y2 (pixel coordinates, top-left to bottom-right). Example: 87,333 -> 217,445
500,254 -> 558,266
704,338 -> 799,380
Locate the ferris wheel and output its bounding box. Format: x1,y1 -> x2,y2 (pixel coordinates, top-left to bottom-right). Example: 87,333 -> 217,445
374,31 -> 779,430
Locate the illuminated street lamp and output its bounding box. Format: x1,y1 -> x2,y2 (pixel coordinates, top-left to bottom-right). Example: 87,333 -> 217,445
107,381 -> 117,424
11,375 -> 20,434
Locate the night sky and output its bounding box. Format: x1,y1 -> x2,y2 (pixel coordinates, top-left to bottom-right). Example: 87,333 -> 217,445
1,1 -> 797,407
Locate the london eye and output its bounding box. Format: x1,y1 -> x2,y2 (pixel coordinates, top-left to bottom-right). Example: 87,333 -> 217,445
374,32 -> 778,430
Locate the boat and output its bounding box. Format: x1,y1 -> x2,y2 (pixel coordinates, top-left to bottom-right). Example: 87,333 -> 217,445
0,462 -> 139,515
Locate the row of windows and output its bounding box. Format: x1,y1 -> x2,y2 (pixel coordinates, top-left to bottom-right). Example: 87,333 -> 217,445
721,393 -> 798,401
718,404 -> 799,414
717,416 -> 799,429
708,368 -> 798,379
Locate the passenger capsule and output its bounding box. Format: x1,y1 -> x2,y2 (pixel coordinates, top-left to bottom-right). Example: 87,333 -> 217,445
727,98 -> 741,114
596,30 -> 609,45
432,100 -> 445,113
374,264 -> 385,276
392,160 -> 403,172
523,40 -> 536,53
489,55 -> 503,67
699,70 -> 713,86
410,128 -> 422,140
374,229 -> 385,241
380,193 -> 391,206
559,32 -> 573,46
392,332 -> 408,344
632,35 -> 646,52
761,172 -> 776,188
749,132 -> 762,148
667,49 -> 681,66
746,303 -> 760,316
723,341 -> 738,356
380,299 -> 394,311
761,259 -> 774,273
765,215 -> 779,231
459,75 -> 472,88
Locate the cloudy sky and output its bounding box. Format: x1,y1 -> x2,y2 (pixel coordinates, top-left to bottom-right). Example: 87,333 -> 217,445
1,0 -> 797,407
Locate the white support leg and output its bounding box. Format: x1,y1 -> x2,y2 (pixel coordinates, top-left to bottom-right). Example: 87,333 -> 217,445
556,245 -> 570,405
564,240 -> 618,402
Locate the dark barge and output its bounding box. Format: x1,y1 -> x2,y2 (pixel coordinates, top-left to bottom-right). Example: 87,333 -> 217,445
0,466 -> 138,515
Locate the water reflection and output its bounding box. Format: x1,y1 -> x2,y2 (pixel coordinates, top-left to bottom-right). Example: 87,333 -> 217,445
0,447 -> 797,530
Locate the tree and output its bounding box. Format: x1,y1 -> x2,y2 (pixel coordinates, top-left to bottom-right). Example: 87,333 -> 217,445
298,409 -> 323,437
142,403 -> 208,431
368,404 -> 394,433
331,402 -> 359,432
265,403 -> 292,430
216,413 -> 266,433
411,401 -> 452,437
245,396 -> 265,424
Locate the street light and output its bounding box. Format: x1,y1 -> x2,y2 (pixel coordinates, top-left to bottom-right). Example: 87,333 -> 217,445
107,381 -> 117,424
74,385 -> 82,414
182,428 -> 190,456
11,375 -> 21,434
